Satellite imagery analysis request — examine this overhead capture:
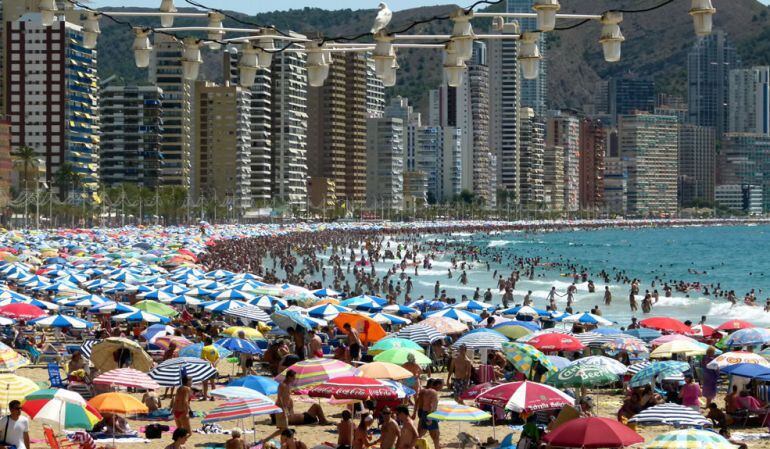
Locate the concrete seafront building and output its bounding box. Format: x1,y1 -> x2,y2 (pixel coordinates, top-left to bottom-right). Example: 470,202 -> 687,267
270,48 -> 308,209
678,124 -> 716,207
468,42 -> 494,206
620,113 -> 679,216
518,107 -> 544,207
366,58 -> 386,118
307,52 -> 367,207
688,30 -> 738,138
543,145 -> 564,210
99,85 -> 163,188
579,118 -> 606,210
0,119 -> 11,207
546,111 -> 580,211
150,34 -> 192,189
603,129 -> 626,215
719,133 -> 770,213
715,184 -> 763,215
507,0 -> 546,116
608,77 -> 655,120
487,20 -> 520,203
6,13 -> 100,196
415,126 -> 462,204
193,81 -> 252,212
728,66 -> 770,135
384,96 -> 425,205
223,50 -> 272,203
366,117 -> 404,210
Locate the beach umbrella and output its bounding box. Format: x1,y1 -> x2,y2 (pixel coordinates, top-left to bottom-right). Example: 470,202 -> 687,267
60,295 -> 108,309
134,300 -> 178,317
149,357 -> 218,387
0,302 -> 45,319
428,402 -> 491,421
562,312 -> 614,326
421,316 -> 468,334
706,350 -> 770,370
333,312 -> 387,344
517,329 -> 573,342
650,340 -> 709,358
630,361 -> 690,387
629,403 -> 712,427
720,362 -> 770,380
30,314 -> 93,329
341,295 -> 386,311
178,342 -> 232,359
205,299 -> 253,314
716,320 -> 754,331
307,303 -> 349,320
395,324 -> 445,344
222,326 -> 265,340
373,348 -> 432,366
137,290 -> 176,302
369,337 -> 425,355
574,332 -> 621,348
502,342 -> 556,377
275,358 -> 359,388
0,343 -> 30,372
308,375 -> 399,400
152,335 -> 192,351
451,331 -> 509,351
650,334 -> 699,347
0,373 -> 40,402
381,304 -> 420,316
141,324 -> 175,343
640,317 -> 693,335
492,321 -> 539,339
545,355 -> 572,370
250,295 -> 287,310
542,417 -> 644,448
271,310 -> 316,331
358,362 -> 413,380
500,305 -> 549,319
409,299 -> 447,312
476,381 -> 574,412
202,398 -> 281,424
223,304 -> 272,324
545,363 -> 619,388
215,337 -> 263,355
724,327 -> 770,348
210,386 -> 274,401
646,429 -> 734,449
571,356 -> 628,375
92,368 -> 161,390
313,288 -> 341,298
23,394 -> 102,430
89,392 -> 147,415
78,340 -> 97,360
368,312 -> 412,326
87,301 -> 138,315
625,327 -> 663,342
453,300 -> 496,312
168,295 -> 202,306
527,333 -> 585,352
90,337 -> 154,373
603,335 -> 649,354
426,308 -> 481,324
113,310 -> 170,324
227,375 -> 279,395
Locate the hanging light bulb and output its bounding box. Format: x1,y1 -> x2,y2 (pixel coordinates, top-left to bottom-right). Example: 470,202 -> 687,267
690,0 -> 716,36
256,31 -> 276,68
306,41 -> 330,87
82,12 -> 101,49
159,0 -> 177,28
206,12 -> 225,50
598,12 -> 624,63
181,37 -> 202,80
132,28 -> 153,68
373,31 -> 396,78
239,43 -> 260,88
450,8 -> 474,63
381,61 -> 398,87
518,32 -> 541,80
533,0 -> 560,32
38,0 -> 56,27
443,41 -> 466,88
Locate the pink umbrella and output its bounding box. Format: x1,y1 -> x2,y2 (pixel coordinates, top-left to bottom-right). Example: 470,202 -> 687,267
476,380 -> 574,412
650,334 -> 699,347
93,368 -> 161,390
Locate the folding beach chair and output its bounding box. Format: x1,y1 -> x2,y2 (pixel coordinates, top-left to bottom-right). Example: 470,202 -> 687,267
48,362 -> 66,388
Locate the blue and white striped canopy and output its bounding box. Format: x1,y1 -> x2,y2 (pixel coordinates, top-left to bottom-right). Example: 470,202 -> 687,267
382,304 -> 420,316
113,310 -> 170,324
312,288 -> 341,298
307,303 -> 349,320
249,295 -> 287,310
209,289 -> 256,302
562,312 -> 614,326
215,337 -> 263,355
87,301 -> 139,314
204,299 -> 251,313
426,308 -> 481,323
368,312 -> 412,325
169,295 -> 202,306
453,300 -> 496,312
30,314 -> 93,329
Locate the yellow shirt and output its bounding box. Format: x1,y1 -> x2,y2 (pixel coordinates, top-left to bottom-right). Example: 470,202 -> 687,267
201,345 -> 219,364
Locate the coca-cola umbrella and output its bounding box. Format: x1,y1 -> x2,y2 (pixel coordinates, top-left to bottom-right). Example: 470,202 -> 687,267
475,380 -> 574,412
542,417 -> 644,448
308,375 -> 399,400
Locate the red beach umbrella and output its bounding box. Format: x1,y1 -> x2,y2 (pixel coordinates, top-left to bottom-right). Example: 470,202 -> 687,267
716,320 -> 754,332
527,333 -> 585,352
542,417 -> 644,448
639,317 -> 693,335
475,381 -> 574,412
307,375 -> 397,400
0,303 -> 46,320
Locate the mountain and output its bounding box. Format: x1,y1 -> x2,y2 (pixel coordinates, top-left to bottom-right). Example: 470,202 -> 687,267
95,0 -> 770,111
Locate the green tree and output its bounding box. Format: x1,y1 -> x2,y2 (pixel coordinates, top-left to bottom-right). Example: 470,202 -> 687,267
13,146 -> 36,192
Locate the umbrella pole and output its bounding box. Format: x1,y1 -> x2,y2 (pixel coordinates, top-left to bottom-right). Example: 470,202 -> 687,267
492,409 -> 496,440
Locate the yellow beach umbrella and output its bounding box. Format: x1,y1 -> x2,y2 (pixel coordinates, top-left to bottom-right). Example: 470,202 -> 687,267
223,326 -> 264,340
650,340 -> 707,359
358,362 -> 414,380
0,373 -> 40,402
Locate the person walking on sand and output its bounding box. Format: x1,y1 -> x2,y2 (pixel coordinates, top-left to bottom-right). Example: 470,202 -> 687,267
396,406 -> 417,449
414,379 -> 441,449
172,376 -> 192,432
447,344 -> 473,402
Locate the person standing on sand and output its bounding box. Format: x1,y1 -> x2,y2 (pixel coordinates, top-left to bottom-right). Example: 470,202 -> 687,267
380,407 -> 400,449
396,405 -> 417,449
172,376 -> 192,432
344,323 -> 363,362
337,410 -> 355,449
401,353 -> 422,401
414,379 -> 441,449
447,345 -> 473,402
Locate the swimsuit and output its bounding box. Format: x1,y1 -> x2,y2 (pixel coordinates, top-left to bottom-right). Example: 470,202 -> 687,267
417,410 -> 439,431
453,378 -> 470,397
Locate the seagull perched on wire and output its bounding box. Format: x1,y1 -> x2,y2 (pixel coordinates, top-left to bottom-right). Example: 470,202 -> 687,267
371,2 -> 393,34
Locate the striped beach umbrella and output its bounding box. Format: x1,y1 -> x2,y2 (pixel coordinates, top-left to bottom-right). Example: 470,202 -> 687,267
275,358 -> 358,388
629,403 -> 711,427
724,327 -> 770,348
223,304 -> 271,323
428,401 -> 491,421
574,332 -> 620,348
381,304 -> 420,316
210,387 -> 274,401
368,312 -> 411,326
426,308 -> 481,324
646,429 -> 734,449
308,375 -> 399,400
138,290 -> 177,302
307,303 -> 350,320
153,335 -> 193,351
476,381 -> 574,412
369,337 -> 425,355
209,290 -> 256,302
60,295 -> 108,309
395,324 -> 445,344
149,357 -> 218,387
87,301 -> 139,315
93,368 -> 161,390
0,373 -> 40,402
451,331 -> 509,351
30,314 -> 93,329
603,335 -> 649,354
630,361 -> 690,387
706,351 -> 770,370
215,337 -> 263,355
0,343 -> 29,371
453,300 -> 496,312
562,312 -> 614,326
113,310 -> 170,324
202,398 -> 281,423
168,295 -> 202,306
571,355 -> 628,375
78,340 -> 97,360
250,295 -> 287,310
492,321 -> 540,339
502,342 -> 556,377
23,396 -> 102,430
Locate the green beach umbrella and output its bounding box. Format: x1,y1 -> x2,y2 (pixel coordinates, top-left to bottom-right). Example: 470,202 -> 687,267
134,300 -> 178,317
373,348 -> 432,366
369,337 -> 425,355
646,429 -> 735,449
545,364 -> 618,388
502,342 -> 556,378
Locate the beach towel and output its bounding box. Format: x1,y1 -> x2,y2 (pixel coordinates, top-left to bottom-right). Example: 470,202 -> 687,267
93,437 -> 149,444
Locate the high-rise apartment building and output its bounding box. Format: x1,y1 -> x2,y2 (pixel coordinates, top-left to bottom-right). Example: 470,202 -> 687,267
687,30 -> 739,138
678,124 -> 716,207
0,119 -> 11,208
100,85 -> 163,188
415,126 -> 462,204
193,81 -> 252,212
728,66 -> 770,135
507,0 -> 546,116
270,48 -> 308,209
543,145 -> 564,211
487,20 -> 521,202
620,114 -> 679,216
6,14 -> 100,196
608,77 -> 656,119
307,52 -> 367,206
579,118 -> 606,210
719,133 -> 770,213
366,117 -> 404,210
150,34 -> 192,189
366,58 -> 386,118
468,42 -> 494,206
384,96 -> 421,169
603,129 -> 626,215
546,111 -> 580,211
223,50 -> 272,203
518,107 -> 544,207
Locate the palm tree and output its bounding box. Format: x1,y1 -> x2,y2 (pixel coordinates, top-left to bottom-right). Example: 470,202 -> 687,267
54,163 -> 76,200
12,146 -> 36,192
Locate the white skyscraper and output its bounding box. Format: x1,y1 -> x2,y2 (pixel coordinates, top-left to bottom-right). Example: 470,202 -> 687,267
366,117 -> 404,210
728,66 -> 770,135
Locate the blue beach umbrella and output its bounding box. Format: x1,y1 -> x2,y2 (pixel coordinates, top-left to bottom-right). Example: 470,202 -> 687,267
270,310 -> 317,331
562,312 -> 614,326
725,328 -> 770,348
382,304 -> 420,316
209,289 -> 256,302
87,301 -> 139,314
625,328 -> 662,342
204,299 -> 251,313
179,342 -> 233,359
312,288 -> 341,298
453,300 -> 496,312
721,363 -> 770,380
113,310 -> 171,324
500,305 -> 549,319
30,314 -> 93,329
629,361 -> 690,387
215,337 -> 263,355
307,303 -> 350,320
409,299 -> 448,312
250,295 -> 287,310
426,308 -> 481,323
227,375 -> 279,395
169,295 -> 202,306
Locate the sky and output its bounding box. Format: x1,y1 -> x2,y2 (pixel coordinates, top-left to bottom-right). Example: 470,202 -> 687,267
87,0 -> 453,14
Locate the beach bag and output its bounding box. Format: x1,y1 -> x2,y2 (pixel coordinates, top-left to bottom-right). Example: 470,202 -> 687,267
144,424 -> 169,439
